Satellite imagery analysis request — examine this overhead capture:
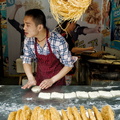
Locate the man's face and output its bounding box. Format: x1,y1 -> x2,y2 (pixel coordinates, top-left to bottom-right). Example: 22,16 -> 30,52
23,16 -> 39,38
69,22 -> 76,32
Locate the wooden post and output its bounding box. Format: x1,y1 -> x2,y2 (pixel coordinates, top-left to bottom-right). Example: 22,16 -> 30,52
0,11 -> 4,77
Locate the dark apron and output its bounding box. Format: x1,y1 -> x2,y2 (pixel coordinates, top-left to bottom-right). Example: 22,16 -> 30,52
34,30 -> 66,86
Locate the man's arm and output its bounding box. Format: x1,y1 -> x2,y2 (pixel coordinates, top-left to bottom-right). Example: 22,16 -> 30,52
51,66 -> 72,83
21,63 -> 36,89
83,25 -> 101,34
39,66 -> 72,89
71,47 -> 94,54
9,2 -> 22,20
8,2 -> 23,33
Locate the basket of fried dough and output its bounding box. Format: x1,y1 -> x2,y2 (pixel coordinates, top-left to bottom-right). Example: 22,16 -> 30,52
8,105 -> 114,120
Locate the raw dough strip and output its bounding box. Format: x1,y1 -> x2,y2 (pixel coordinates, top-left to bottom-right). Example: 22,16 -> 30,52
64,92 -> 76,99
76,91 -> 89,98
110,90 -> 120,97
98,91 -> 113,98
50,92 -> 64,99
38,92 -> 51,99
88,91 -> 100,99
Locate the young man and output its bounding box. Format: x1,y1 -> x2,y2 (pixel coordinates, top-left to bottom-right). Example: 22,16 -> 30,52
21,9 -> 75,89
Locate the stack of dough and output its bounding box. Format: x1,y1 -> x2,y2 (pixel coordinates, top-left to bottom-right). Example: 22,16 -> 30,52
8,105 -> 114,120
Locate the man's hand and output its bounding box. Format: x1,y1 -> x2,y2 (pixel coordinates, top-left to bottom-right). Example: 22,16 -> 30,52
94,25 -> 101,33
87,47 -> 94,51
83,25 -> 101,34
39,79 -> 54,89
15,0 -> 22,9
21,79 -> 36,89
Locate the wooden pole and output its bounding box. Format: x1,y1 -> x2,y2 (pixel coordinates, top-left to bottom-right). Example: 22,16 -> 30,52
0,11 -> 4,77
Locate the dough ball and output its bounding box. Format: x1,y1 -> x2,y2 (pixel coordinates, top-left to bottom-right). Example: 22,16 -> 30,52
31,86 -> 41,93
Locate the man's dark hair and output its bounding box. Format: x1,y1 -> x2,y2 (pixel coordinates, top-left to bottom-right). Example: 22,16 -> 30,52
25,9 -> 46,28
60,20 -> 70,29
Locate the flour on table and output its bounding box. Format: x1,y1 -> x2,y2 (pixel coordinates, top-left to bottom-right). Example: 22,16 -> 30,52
38,92 -> 51,99
88,91 -> 100,99
76,91 -> 89,98
98,91 -> 113,98
64,92 -> 76,99
110,90 -> 120,97
50,92 -> 64,99
31,86 -> 41,93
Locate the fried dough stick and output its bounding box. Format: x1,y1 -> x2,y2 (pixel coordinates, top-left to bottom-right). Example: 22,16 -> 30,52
8,111 -> 17,120
92,106 -> 103,120
61,109 -> 69,120
37,107 -> 45,120
50,107 -> 61,120
101,105 -> 114,120
21,105 -> 31,120
67,107 -> 75,120
72,106 -> 82,120
15,109 -> 22,120
80,106 -> 89,120
31,106 -> 40,120
44,109 -> 51,120
87,109 -> 96,120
